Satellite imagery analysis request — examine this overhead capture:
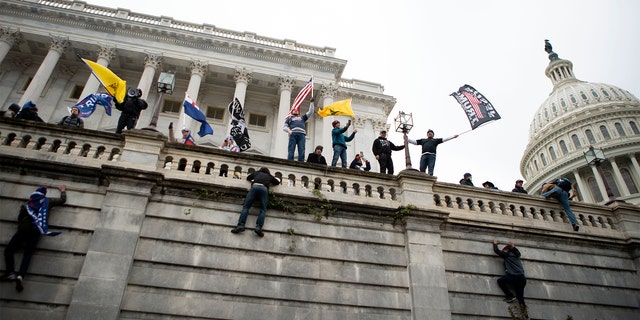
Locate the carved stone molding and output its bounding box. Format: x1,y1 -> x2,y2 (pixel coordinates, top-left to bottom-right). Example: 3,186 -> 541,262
11,57 -> 32,71
234,67 -> 252,84
97,45 -> 116,62
144,52 -> 163,69
49,35 -> 70,54
321,82 -> 339,99
190,59 -> 208,77
278,75 -> 295,92
0,26 -> 23,46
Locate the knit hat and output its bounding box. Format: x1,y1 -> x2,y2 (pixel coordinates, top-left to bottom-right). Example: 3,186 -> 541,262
332,120 -> 340,127
315,145 -> 323,151
427,129 -> 434,134
464,173 -> 472,178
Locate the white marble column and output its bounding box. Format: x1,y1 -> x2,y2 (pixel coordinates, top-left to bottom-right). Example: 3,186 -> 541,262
629,156 -> 640,188
271,75 -> 294,158
573,170 -> 593,203
225,67 -> 252,138
0,26 -> 22,64
319,83 -> 338,153
590,165 -> 608,202
19,36 -> 69,106
136,53 -> 162,100
175,60 -> 206,138
610,160 -> 630,196
81,46 -> 116,130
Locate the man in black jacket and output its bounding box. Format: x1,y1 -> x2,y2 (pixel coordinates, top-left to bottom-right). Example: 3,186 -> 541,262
372,130 -> 404,174
231,168 -> 281,237
493,239 -> 528,318
306,145 -> 327,165
115,88 -> 148,134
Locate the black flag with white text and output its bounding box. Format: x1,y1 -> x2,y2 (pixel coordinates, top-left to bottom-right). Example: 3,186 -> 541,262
450,84 -> 501,130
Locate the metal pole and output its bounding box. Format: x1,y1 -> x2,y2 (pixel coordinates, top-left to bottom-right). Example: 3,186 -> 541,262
403,129 -> 412,169
143,91 -> 163,131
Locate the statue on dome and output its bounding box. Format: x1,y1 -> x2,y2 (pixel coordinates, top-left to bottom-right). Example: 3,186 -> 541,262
544,39 -> 559,61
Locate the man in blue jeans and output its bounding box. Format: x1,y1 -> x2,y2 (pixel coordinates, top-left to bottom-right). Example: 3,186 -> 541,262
283,97 -> 315,161
231,168 -> 281,237
330,119 -> 357,167
408,129 -> 458,175
541,177 -> 579,231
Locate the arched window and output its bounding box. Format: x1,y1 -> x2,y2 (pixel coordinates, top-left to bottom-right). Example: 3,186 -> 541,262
615,122 -> 626,136
559,140 -> 568,155
621,168 -> 638,193
549,146 -> 557,160
534,160 -> 539,171
629,121 -> 639,135
588,177 -> 604,202
600,125 -> 611,140
571,134 -> 581,149
585,129 -> 596,144
541,153 -> 547,166
604,170 -> 621,197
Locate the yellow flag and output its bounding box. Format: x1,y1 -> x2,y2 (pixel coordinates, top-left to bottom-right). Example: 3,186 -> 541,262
317,99 -> 355,118
81,58 -> 127,103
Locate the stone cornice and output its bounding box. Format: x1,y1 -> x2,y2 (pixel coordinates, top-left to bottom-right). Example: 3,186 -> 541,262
0,0 -> 347,76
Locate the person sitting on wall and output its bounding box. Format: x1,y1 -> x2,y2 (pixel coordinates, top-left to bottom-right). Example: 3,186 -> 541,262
349,152 -> 371,171
306,145 -> 327,165
541,177 -> 579,231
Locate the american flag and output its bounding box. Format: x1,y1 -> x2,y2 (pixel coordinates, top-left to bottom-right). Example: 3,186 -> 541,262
451,84 -> 501,130
286,78 -> 313,118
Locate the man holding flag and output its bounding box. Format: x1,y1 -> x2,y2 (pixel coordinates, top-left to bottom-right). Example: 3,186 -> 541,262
283,78 -> 314,161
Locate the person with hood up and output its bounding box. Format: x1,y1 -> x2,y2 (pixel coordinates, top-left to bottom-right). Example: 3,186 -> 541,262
1,103 -> 21,118
460,173 -> 474,186
115,88 -> 148,134
15,101 -> 44,122
231,167 -> 281,237
371,130 -> 404,174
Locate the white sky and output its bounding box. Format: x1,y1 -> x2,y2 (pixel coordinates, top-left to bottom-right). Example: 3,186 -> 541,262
86,0 -> 640,190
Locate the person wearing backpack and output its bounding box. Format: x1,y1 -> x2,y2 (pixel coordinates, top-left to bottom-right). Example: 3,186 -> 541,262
541,178 -> 579,231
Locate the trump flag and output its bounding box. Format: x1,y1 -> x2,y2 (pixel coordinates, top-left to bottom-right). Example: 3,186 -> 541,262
450,84 -> 501,130
227,97 -> 251,151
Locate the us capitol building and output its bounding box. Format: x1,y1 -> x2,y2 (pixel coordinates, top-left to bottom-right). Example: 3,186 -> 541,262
0,0 -> 394,164
521,41 -> 640,205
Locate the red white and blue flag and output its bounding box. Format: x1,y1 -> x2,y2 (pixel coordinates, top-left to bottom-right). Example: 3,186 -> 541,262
74,92 -> 113,118
450,84 -> 501,129
183,93 -> 213,137
286,78 -> 313,118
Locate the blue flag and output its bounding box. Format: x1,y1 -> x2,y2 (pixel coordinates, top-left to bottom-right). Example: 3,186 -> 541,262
74,93 -> 113,118
183,94 -> 213,137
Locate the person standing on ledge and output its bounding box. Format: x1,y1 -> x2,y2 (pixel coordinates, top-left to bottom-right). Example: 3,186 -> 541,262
115,88 -> 148,134
330,119 -> 357,168
372,130 -> 404,174
231,167 -> 281,237
408,129 -> 458,175
283,97 -> 315,161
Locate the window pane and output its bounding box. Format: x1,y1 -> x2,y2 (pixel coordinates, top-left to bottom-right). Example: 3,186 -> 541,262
571,134 -> 581,149
604,170 -> 620,197
162,100 -> 182,113
560,140 -> 568,154
615,122 -> 626,136
630,121 -> 640,135
588,177 -> 604,202
585,129 -> 595,144
206,107 -> 225,120
621,168 -> 638,193
70,85 -> 84,99
541,153 -> 547,166
549,146 -> 557,160
600,125 -> 611,139
249,114 -> 266,127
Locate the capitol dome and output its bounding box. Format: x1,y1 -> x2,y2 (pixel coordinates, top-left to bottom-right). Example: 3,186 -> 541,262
521,41 -> 640,205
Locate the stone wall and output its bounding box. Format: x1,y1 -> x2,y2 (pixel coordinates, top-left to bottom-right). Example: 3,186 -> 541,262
0,118 -> 638,319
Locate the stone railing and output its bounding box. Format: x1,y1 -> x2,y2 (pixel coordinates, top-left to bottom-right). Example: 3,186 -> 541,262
0,117 -> 632,238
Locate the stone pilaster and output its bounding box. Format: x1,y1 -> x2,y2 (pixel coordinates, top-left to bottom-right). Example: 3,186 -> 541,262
65,166 -> 163,320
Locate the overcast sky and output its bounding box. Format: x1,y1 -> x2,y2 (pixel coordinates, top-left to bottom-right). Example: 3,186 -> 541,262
86,0 -> 640,190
